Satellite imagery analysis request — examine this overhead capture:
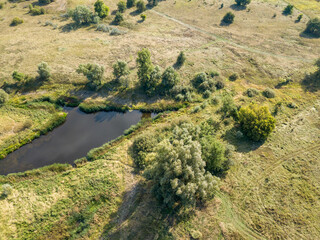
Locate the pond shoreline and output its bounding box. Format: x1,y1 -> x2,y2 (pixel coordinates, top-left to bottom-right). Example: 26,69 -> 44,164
0,108 -> 154,176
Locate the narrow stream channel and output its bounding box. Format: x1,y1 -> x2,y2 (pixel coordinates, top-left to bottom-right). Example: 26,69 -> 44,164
0,108 -> 153,175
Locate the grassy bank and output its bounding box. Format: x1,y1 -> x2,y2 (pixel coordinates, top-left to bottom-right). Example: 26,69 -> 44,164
0,102 -> 67,159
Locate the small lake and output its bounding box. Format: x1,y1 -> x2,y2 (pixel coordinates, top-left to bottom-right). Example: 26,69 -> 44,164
0,108 -> 153,175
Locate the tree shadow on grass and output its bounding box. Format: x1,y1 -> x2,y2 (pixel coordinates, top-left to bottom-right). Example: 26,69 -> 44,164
299,31 -> 320,39
100,181 -> 174,240
301,71 -> 320,92
130,9 -> 141,16
60,23 -> 80,32
2,77 -> 44,94
230,4 -> 247,11
220,20 -> 232,27
223,126 -> 264,153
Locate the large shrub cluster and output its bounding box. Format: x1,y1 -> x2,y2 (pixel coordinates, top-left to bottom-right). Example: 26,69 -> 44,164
69,5 -> 99,25
305,18 -> 320,38
145,123 -> 218,210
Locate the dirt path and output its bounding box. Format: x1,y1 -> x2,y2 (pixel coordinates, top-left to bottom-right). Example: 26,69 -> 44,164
216,191 -> 267,240
151,10 -> 314,63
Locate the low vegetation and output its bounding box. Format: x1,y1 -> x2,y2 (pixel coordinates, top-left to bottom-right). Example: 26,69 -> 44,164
10,17 -> 23,26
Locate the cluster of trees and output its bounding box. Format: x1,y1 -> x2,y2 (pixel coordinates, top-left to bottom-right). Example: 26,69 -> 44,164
137,48 -> 180,96
142,121 -> 232,210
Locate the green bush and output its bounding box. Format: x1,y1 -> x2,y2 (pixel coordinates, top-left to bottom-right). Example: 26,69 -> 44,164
29,4 -> 45,15
263,88 -> 276,98
161,66 -> 179,93
69,5 -> 97,25
220,95 -> 238,118
229,73 -> 238,81
0,89 -> 9,104
136,0 -> 146,12
176,51 -> 186,66
222,12 -> 235,24
140,13 -> 146,21
127,0 -> 136,8
297,14 -> 303,22
1,184 -> 13,197
10,17 -> 23,26
215,80 -> 225,89
145,123 -> 217,210
171,85 -> 193,102
283,4 -> 294,15
235,0 -> 251,7
114,11 -> 124,24
76,63 -> 104,90
12,71 -> 26,82
0,3 -> 4,9
94,0 -> 109,18
192,72 -> 215,93
132,134 -> 157,169
37,62 -> 51,81
201,135 -> 230,173
244,88 -> 259,97
305,18 -> 320,38
117,0 -> 126,12
238,104 -> 276,141
113,60 -> 130,80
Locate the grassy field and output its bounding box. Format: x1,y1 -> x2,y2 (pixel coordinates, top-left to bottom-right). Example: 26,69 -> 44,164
0,0 -> 319,239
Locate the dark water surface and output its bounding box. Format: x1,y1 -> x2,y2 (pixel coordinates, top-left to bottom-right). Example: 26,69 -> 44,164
0,108 -> 151,175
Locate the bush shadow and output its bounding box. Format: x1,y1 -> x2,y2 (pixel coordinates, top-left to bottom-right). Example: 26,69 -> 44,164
220,20 -> 232,26
223,126 -> 264,153
129,9 -> 141,16
301,71 -> 320,92
1,77 -> 44,94
299,31 -> 320,39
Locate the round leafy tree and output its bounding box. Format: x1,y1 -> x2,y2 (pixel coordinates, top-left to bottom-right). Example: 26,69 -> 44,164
113,60 -> 130,80
76,63 -> 104,90
305,18 -> 320,38
146,123 -> 217,210
222,12 -> 235,24
117,0 -> 126,13
136,0 -> 146,13
161,66 -> 179,91
238,104 -> 276,141
94,0 -> 109,18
